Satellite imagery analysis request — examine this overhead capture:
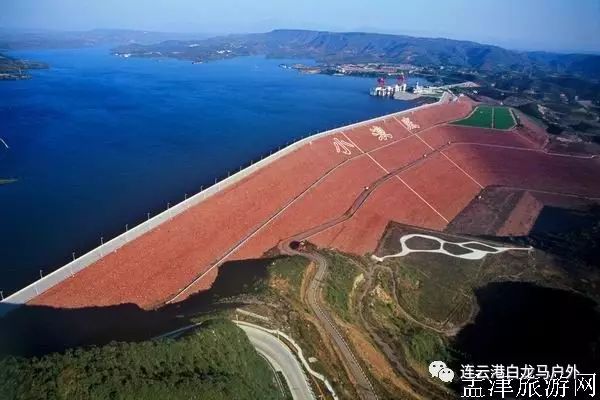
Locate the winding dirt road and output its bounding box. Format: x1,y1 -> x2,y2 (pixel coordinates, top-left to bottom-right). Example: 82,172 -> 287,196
271,137 -> 565,399
273,144 -> 464,399
279,245 -> 378,400
164,114 -> 598,398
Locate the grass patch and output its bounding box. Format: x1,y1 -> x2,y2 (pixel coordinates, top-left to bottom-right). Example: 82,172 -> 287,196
493,107 -> 516,129
452,106 -> 493,128
453,106 -> 516,130
267,256 -> 309,300
405,327 -> 452,365
0,319 -> 282,400
368,291 -> 453,371
390,254 -> 478,326
323,252 -> 361,322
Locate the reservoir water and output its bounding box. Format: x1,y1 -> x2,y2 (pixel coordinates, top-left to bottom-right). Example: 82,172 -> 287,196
0,46 -> 422,294
454,282 -> 600,372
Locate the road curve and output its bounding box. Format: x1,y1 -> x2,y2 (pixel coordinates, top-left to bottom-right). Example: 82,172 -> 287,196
273,144 -> 464,400
238,323 -> 316,400
280,244 -> 378,400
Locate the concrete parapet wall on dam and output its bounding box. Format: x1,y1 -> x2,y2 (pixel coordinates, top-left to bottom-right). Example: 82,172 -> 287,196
0,94 -> 451,315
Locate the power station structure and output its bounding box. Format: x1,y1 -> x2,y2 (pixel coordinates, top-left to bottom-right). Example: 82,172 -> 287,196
369,74 -> 408,97
370,73 -> 446,100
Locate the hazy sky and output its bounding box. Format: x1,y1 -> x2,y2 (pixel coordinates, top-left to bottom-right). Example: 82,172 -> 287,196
2,0 -> 599,53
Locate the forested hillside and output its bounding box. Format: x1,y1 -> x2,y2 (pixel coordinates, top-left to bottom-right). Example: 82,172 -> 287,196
0,319 -> 281,400
114,29 -> 600,79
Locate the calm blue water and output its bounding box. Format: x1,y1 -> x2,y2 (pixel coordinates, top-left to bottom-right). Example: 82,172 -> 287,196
0,46 -> 420,295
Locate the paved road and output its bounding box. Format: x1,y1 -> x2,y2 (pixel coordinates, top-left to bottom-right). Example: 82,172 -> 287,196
238,323 -> 316,400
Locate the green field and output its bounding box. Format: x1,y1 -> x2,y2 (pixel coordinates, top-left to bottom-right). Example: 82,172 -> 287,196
492,107 -> 516,129
452,106 -> 515,130
453,105 -> 493,128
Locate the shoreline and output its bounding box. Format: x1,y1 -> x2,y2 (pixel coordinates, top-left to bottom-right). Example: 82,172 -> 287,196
0,92 -> 451,315
0,49 -> 416,298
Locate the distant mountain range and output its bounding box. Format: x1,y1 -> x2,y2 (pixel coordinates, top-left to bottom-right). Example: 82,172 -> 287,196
1,28 -> 598,79
114,29 -> 600,79
0,28 -> 208,50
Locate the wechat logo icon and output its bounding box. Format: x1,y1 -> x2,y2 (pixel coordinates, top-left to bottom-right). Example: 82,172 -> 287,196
429,361 -> 455,383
